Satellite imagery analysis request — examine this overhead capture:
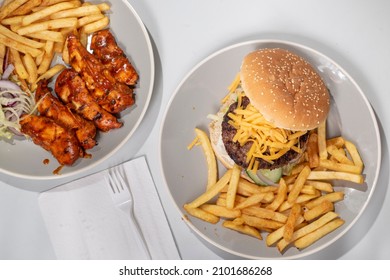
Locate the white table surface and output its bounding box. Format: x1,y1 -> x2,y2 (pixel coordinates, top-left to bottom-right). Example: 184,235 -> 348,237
1,0 -> 389,260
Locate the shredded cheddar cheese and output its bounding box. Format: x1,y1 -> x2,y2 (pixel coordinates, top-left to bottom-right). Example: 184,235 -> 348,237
224,75 -> 306,171
222,73 -> 241,104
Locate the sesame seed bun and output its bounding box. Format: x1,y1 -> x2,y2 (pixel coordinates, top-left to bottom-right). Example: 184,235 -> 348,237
240,48 -> 330,131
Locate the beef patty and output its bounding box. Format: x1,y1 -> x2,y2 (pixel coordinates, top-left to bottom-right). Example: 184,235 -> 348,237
221,96 -> 309,170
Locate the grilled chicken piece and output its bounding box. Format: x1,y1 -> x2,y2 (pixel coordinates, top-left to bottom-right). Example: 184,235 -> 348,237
20,114 -> 82,166
55,68 -> 123,132
36,79 -> 97,150
90,29 -> 138,86
67,32 -> 135,114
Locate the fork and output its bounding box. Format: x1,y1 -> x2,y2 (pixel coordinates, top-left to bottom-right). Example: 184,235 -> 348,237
107,165 -> 152,259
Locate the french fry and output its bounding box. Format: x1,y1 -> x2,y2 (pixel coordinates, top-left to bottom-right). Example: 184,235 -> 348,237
9,0 -> 42,17
9,48 -> 28,79
200,204 -> 241,219
81,2 -> 109,11
52,26 -> 72,53
304,191 -> 344,210
236,178 -> 278,194
21,2 -> 78,26
305,180 -> 334,193
0,0 -> 29,21
17,18 -> 78,36
0,24 -> 44,48
260,192 -> 275,204
35,63 -> 65,83
1,15 -> 23,26
266,216 -> 305,246
242,206 -> 288,223
283,203 -> 301,242
317,121 -> 328,160
345,140 -> 364,169
1,0 -> 14,8
183,204 -> 219,224
26,30 -> 64,43
326,136 -> 345,148
37,40 -> 54,75
61,36 -> 69,63
223,220 -> 262,240
22,53 -> 38,84
0,41 -> 5,57
288,184 -> 318,195
80,15 -> 109,34
231,217 -> 245,225
35,49 -> 44,66
242,214 -> 284,230
307,132 -> 319,168
41,0 -> 70,6
97,3 -> 110,12
0,42 -> 4,73
278,194 -> 320,212
287,165 -> 311,204
186,169 -> 232,209
226,164 -> 241,209
303,200 -> 334,221
277,211 -> 339,252
77,13 -> 104,28
290,162 -> 310,175
234,193 -> 267,210
50,5 -> 101,19
192,128 -> 218,190
294,218 -> 345,250
217,193 -> 254,207
282,174 -> 298,185
307,171 -> 364,184
319,159 -> 362,174
327,145 -> 354,165
266,178 -> 287,211
0,33 -> 42,57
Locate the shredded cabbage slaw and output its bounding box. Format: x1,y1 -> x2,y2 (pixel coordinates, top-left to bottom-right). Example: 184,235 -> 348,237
0,65 -> 36,140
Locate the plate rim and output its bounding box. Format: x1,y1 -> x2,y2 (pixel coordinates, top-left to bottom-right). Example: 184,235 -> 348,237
159,38 -> 382,259
0,0 -> 155,180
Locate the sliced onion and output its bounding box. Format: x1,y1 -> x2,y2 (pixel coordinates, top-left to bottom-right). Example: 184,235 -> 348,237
6,125 -> 23,137
2,64 -> 14,80
1,87 -> 35,139
0,79 -> 21,91
256,170 -> 279,186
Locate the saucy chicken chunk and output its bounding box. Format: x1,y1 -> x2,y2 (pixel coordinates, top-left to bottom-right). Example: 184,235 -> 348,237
36,79 -> 97,150
67,32 -> 135,114
90,29 -> 138,86
55,68 -> 123,132
20,114 -> 82,166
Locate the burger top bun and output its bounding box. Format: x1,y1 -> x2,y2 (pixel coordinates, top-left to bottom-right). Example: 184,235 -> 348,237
240,48 -> 330,131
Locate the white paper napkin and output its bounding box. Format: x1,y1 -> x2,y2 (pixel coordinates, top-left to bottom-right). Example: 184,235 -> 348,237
38,156 -> 180,260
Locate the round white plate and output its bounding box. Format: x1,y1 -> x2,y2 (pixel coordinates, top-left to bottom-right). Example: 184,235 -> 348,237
0,0 -> 154,179
160,40 -> 381,259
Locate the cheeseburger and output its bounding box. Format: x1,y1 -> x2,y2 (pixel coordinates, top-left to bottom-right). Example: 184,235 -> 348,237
209,48 -> 330,185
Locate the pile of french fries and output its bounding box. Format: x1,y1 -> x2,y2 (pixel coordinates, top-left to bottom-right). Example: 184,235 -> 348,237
185,122 -> 364,253
0,0 -> 111,91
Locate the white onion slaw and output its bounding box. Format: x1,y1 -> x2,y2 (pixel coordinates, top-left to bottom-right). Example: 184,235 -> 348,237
0,64 -> 36,140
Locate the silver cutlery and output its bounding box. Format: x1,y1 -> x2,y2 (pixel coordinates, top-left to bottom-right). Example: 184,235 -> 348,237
107,165 -> 151,259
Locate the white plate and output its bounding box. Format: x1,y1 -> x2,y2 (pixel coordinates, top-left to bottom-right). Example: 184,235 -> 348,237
160,40 -> 381,259
0,0 -> 154,179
